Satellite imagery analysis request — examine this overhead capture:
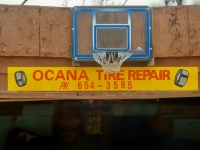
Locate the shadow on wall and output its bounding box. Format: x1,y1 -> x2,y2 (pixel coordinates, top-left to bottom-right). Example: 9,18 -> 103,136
0,104 -> 55,150
5,128 -> 67,150
112,116 -> 200,150
162,139 -> 200,150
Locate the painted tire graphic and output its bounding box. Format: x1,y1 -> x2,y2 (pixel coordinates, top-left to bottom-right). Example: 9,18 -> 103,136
14,71 -> 27,87
174,69 -> 189,87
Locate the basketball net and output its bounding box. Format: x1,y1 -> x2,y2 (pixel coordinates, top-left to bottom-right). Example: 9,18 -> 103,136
93,50 -> 132,74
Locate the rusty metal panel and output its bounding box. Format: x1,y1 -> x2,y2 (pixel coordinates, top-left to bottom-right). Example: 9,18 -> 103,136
0,5 -> 39,56
153,6 -> 190,57
187,6 -> 200,56
39,7 -> 71,58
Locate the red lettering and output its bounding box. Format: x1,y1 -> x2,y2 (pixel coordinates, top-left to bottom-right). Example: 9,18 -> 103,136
149,70 -> 158,80
59,82 -> 65,90
128,70 -> 135,80
33,70 -> 43,81
163,70 -> 170,80
59,82 -> 69,89
104,73 -> 107,80
66,70 -> 77,80
108,73 -> 116,80
159,70 -> 163,80
45,70 -> 54,80
96,70 -> 103,80
143,70 -> 150,80
117,70 -> 124,80
78,70 -> 89,80
55,70 -> 65,80
136,70 -> 143,80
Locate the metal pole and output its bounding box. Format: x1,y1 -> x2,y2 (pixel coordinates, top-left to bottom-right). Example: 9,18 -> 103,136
21,0 -> 28,5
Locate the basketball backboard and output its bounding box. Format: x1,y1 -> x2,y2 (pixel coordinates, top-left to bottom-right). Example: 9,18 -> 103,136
71,6 -> 152,61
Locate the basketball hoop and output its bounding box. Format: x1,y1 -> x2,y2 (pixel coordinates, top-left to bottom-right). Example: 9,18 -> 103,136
93,50 -> 132,74
72,6 -> 152,72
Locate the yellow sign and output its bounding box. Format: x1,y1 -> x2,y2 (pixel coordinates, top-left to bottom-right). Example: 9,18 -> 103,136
8,67 -> 198,91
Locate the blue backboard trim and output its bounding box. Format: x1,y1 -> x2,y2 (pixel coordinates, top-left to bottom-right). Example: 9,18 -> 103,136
94,25 -> 130,51
72,7 -> 151,60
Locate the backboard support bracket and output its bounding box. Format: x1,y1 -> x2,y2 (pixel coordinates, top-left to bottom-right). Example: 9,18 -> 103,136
72,60 -> 80,66
147,55 -> 155,66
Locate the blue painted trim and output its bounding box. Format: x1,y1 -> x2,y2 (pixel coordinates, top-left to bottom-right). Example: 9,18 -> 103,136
94,25 -> 130,51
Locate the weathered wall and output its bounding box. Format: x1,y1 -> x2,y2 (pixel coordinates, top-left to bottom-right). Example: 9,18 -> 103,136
153,6 -> 200,57
0,4 -> 200,100
0,5 -> 71,58
0,5 -> 200,58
